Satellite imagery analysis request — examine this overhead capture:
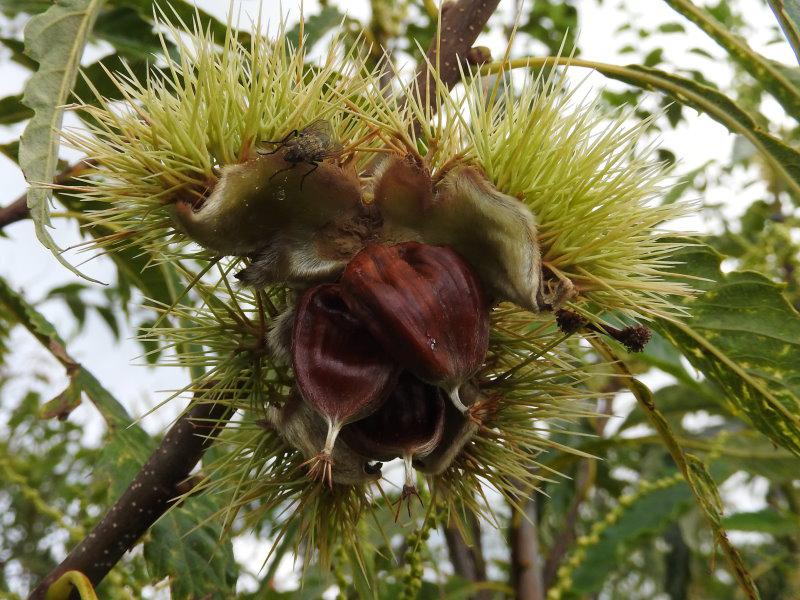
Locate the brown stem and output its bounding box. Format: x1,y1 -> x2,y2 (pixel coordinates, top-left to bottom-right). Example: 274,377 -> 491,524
0,196 -> 28,229
28,400 -> 231,600
413,0 -> 500,115
443,510 -> 490,600
555,309 -> 652,353
509,494 -> 545,600
0,159 -> 95,231
542,460 -> 595,590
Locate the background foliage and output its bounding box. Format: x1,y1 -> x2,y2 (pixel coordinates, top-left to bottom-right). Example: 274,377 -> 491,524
0,0 -> 799,598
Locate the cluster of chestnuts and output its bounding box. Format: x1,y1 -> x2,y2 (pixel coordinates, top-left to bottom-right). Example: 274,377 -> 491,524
171,122 -> 651,498
290,241 -> 488,497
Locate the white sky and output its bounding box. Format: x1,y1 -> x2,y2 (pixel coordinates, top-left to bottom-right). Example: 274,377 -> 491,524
0,0 -> 793,595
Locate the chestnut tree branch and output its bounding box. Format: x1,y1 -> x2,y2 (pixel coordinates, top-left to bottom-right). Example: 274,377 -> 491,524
0,195 -> 28,230
29,400 -> 231,600
0,159 -> 95,231
413,0 -> 500,114
443,511 -> 491,600
509,494 -> 545,600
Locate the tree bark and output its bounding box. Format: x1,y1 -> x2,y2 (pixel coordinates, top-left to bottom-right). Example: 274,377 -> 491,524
28,401 -> 231,600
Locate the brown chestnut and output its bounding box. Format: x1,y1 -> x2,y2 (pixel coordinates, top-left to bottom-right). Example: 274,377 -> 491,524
292,283 -> 399,486
340,242 -> 490,413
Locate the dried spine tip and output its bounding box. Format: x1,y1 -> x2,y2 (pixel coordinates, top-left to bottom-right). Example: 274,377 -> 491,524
616,325 -> 652,353
264,398 -> 381,486
556,309 -> 652,352
341,242 -> 490,412
556,309 -> 588,334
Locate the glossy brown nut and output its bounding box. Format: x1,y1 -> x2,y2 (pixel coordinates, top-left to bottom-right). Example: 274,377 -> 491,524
340,372 -> 446,462
292,284 -> 399,427
340,242 -> 490,405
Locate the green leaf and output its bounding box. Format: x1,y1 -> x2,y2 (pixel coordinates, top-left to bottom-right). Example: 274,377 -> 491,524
722,509 -> 800,534
657,242 -> 800,457
287,5 -> 347,49
92,6 -> 166,60
19,0 -> 105,283
664,0 -> 800,117
768,0 -> 800,64
0,140 -> 19,162
590,339 -> 761,599
662,161 -> 712,205
567,476 -> 694,597
0,94 -> 33,125
0,276 -> 134,430
144,497 -> 238,599
496,58 -> 800,198
114,0 -> 249,46
0,36 -> 37,69
0,0 -> 51,16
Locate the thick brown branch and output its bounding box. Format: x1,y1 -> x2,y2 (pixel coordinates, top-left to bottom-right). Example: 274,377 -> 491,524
28,401 -> 231,600
443,511 -> 491,600
0,196 -> 28,229
509,494 -> 544,600
0,159 -> 95,231
413,0 -> 500,114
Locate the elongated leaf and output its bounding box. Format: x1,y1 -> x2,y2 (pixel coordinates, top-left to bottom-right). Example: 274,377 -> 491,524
567,476 -> 693,597
92,6 -> 166,60
0,0 -> 50,16
0,36 -> 37,69
723,509 -> 800,534
0,276 -> 134,430
287,5 -> 347,49
115,0 -> 249,46
768,0 -> 800,64
19,0 -> 105,282
493,58 -> 800,198
144,498 -> 238,599
0,94 -> 32,125
657,243 -> 800,456
664,0 -> 800,118
0,140 -> 19,162
590,339 -> 760,599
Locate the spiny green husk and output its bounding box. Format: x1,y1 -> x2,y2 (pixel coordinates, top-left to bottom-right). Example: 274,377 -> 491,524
59,10 -> 391,259
460,65 -> 693,320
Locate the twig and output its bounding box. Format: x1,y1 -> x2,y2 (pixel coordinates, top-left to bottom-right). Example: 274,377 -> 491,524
509,493 -> 544,600
413,0 -> 500,115
0,196 -> 28,230
0,159 -> 95,231
541,460 -> 595,590
443,511 -> 491,600
28,400 -> 231,600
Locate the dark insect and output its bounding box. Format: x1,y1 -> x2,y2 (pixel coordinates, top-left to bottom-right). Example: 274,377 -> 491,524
258,120 -> 343,188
